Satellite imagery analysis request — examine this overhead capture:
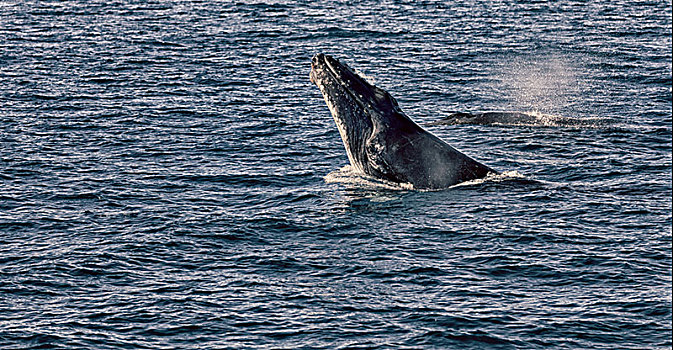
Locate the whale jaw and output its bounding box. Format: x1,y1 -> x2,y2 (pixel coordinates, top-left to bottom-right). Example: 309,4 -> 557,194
310,54 -> 376,175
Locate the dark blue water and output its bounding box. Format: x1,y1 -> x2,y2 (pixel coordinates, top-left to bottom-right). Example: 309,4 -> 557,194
1,1 -> 671,349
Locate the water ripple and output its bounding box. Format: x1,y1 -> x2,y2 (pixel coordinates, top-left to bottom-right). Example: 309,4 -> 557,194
1,0 -> 671,349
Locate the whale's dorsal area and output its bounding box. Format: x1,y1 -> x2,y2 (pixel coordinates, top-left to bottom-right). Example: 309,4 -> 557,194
310,54 -> 496,190
426,111 -> 609,128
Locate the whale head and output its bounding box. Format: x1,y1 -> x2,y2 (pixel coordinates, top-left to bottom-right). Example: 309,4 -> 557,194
310,54 -> 417,177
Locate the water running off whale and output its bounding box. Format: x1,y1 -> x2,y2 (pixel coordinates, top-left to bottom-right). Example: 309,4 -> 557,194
310,54 -> 497,190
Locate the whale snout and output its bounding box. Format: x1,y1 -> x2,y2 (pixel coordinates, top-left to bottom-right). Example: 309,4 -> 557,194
310,53 -> 328,85
312,53 -> 325,65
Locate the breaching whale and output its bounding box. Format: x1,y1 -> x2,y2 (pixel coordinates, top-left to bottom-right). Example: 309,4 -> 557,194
310,53 -> 497,190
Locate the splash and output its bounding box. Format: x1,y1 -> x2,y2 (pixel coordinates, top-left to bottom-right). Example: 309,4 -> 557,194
522,111 -> 610,128
495,53 -> 585,117
448,171 -> 526,189
325,166 -> 527,191
324,165 -> 414,190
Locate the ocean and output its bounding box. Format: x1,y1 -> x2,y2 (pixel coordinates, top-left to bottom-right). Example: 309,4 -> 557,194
1,0 -> 671,349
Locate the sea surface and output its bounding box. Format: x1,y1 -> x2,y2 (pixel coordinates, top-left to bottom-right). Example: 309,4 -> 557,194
1,1 -> 671,349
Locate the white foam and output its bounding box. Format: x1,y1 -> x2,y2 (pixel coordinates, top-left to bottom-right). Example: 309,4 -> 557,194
325,166 -> 528,191
324,165 -> 414,191
448,171 -> 526,189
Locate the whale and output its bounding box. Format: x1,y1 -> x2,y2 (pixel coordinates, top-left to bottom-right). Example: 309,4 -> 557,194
426,111 -> 606,128
427,111 -> 541,126
310,53 -> 497,190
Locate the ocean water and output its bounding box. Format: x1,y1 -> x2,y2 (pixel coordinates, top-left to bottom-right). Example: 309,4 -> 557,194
1,1 -> 671,349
